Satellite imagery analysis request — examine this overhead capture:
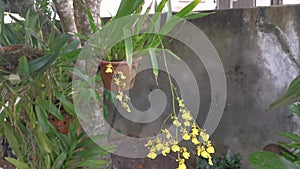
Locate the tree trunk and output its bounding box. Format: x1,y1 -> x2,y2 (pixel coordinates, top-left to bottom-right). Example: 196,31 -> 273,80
53,0 -> 78,33
73,0 -> 101,41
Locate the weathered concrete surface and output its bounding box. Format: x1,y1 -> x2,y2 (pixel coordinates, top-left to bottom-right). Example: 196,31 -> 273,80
186,5 -> 300,168
108,5 -> 300,169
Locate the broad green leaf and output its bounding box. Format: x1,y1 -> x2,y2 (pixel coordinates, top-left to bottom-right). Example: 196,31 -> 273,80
52,33 -> 72,52
64,48 -> 81,59
123,28 -> 133,65
5,158 -> 31,169
249,151 -> 299,169
29,54 -> 58,74
61,39 -> 81,55
149,48 -> 158,77
115,0 -> 143,19
270,75 -> 300,109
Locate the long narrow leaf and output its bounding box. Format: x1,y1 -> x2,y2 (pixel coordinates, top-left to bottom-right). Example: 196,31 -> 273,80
183,12 -> 214,20
149,48 -> 158,77
270,75 -> 300,109
123,28 -> 133,65
115,0 -> 144,19
35,105 -> 49,132
155,0 -> 167,13
175,0 -> 201,18
85,5 -> 98,33
38,99 -> 63,120
5,158 -> 31,169
18,56 -> 30,81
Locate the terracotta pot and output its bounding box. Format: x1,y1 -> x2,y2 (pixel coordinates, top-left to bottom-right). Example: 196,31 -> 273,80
99,58 -> 141,91
48,114 -> 71,134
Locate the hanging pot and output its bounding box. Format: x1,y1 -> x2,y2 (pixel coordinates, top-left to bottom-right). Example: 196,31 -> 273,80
48,113 -> 71,134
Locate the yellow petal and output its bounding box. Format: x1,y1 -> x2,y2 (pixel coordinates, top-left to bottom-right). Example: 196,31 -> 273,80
177,159 -> 187,169
147,152 -> 157,159
183,121 -> 190,127
191,128 -> 199,135
208,158 -> 213,166
201,132 -> 210,142
182,133 -> 190,140
116,92 -> 123,101
182,151 -> 190,159
145,140 -> 153,147
201,151 -> 210,159
162,146 -> 170,156
172,145 -> 180,152
182,113 -> 192,120
105,64 -> 113,73
155,143 -> 164,151
192,137 -> 200,145
206,146 -> 215,154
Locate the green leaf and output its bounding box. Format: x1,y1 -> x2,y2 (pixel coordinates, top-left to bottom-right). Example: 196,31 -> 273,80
289,104 -> 300,118
149,48 -> 158,77
36,125 -> 52,154
35,104 -> 49,132
285,142 -> 300,149
51,152 -> 67,169
115,0 -> 144,19
5,157 -> 31,169
76,134 -> 105,149
277,132 -> 300,142
123,28 -> 133,65
249,151 -> 299,169
56,92 -> 75,116
64,48 -> 81,59
73,159 -> 108,168
52,33 -> 72,52
85,5 -> 98,33
38,99 -> 63,120
175,0 -> 201,18
155,0 -> 167,13
3,123 -> 22,159
18,56 -> 30,81
270,75 -> 300,109
183,12 -> 214,20
29,54 -> 58,74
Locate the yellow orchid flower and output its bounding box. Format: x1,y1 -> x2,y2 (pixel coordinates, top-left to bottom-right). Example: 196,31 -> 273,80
105,63 -> 113,73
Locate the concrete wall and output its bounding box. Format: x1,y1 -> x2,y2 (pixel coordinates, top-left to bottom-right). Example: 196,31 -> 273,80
182,4 -> 300,168
108,4 -> 300,168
